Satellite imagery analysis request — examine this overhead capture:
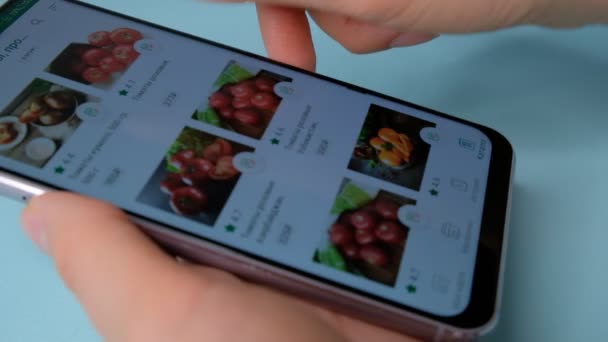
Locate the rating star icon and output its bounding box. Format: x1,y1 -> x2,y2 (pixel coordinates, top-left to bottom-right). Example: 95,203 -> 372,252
119,90 -> 129,96
225,224 -> 236,233
406,284 -> 417,294
429,189 -> 439,196
270,138 -> 280,145
53,166 -> 65,174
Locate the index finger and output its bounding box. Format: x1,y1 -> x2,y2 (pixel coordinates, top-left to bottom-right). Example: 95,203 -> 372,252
256,4 -> 316,71
218,0 -> 537,32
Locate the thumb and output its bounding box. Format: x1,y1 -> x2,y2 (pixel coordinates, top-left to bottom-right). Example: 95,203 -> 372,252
21,192 -> 195,340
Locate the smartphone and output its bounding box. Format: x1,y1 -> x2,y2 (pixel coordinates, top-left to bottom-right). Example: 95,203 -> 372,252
0,0 -> 514,340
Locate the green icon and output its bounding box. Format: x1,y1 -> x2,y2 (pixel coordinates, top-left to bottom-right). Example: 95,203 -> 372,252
119,89 -> 129,96
270,138 -> 280,145
406,284 -> 417,294
429,189 -> 439,196
53,166 -> 65,174
225,224 -> 236,233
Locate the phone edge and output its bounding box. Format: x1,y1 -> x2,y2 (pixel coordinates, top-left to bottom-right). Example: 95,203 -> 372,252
0,165 -> 514,341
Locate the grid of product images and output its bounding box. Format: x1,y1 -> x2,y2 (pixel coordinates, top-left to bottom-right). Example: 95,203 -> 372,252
1,23 -> 436,288
313,106 -> 435,287
137,59 -> 291,225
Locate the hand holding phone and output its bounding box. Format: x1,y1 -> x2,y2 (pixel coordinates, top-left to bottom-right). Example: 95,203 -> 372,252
1,1 -> 514,340
23,191 -> 416,342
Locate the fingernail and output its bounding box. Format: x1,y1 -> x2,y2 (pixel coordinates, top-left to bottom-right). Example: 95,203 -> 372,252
23,213 -> 49,254
390,33 -> 439,48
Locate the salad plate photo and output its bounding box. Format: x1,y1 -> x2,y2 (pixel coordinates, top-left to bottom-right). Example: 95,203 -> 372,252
0,78 -> 90,168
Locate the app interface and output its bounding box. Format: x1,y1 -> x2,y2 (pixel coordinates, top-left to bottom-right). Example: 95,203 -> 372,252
0,0 -> 493,316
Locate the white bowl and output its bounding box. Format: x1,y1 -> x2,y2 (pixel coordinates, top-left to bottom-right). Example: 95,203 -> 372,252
25,137 -> 56,161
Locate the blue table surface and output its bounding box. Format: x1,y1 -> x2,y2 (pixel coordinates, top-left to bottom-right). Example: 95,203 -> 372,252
1,0 -> 607,341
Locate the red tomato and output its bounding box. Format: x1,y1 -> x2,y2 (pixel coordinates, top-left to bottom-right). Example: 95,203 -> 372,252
169,149 -> 196,171
181,158 -> 214,186
110,28 -> 143,45
215,139 -> 233,155
339,211 -> 354,225
209,91 -> 232,109
350,210 -> 378,232
355,229 -> 377,245
202,143 -> 222,163
209,155 -> 240,180
329,223 -> 354,246
87,31 -> 112,47
254,76 -> 277,92
170,187 -> 208,216
341,243 -> 360,260
251,92 -> 279,111
112,44 -> 140,65
82,48 -> 110,66
219,83 -> 234,95
375,221 -> 406,245
360,245 -> 389,267
218,106 -> 235,120
234,109 -> 260,125
232,96 -> 252,109
202,139 -> 233,163
160,173 -> 185,195
81,67 -> 110,83
375,199 -> 400,220
230,82 -> 255,98
99,56 -> 126,73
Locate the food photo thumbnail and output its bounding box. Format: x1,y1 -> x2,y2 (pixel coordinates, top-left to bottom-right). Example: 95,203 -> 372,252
314,179 -> 415,286
0,79 -> 94,168
348,104 -> 436,191
137,127 -> 254,226
46,27 -> 146,88
193,60 -> 292,140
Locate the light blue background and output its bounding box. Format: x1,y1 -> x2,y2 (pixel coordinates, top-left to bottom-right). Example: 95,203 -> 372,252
1,0 -> 607,340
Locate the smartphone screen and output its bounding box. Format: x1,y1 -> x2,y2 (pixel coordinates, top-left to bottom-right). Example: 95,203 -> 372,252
0,0 -> 511,327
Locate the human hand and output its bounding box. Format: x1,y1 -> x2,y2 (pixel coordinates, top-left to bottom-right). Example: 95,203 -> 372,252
21,192 -> 416,342
217,0 -> 608,70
